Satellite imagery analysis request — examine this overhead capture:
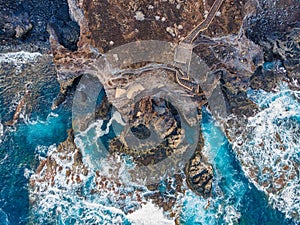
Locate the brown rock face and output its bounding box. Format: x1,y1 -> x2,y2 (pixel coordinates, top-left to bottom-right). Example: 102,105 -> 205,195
47,0 -> 253,202
81,0 -> 246,52
186,154 -> 213,198
185,132 -> 213,198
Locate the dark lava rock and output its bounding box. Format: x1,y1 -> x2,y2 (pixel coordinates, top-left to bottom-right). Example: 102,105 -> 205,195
250,61 -> 288,92
221,86 -> 259,118
130,124 -> 151,140
49,15 -> 80,51
245,0 -> 299,48
245,0 -> 300,84
185,153 -> 213,198
0,0 -> 79,51
0,11 -> 32,40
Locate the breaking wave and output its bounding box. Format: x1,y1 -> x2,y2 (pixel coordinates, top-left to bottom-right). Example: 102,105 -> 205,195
29,104 -> 295,224
29,109 -> 175,224
232,83 -> 300,221
181,107 -> 294,225
29,144 -> 175,224
180,109 -> 244,225
0,121 -> 3,144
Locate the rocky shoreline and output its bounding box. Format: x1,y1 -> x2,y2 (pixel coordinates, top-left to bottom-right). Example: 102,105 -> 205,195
1,0 -> 299,223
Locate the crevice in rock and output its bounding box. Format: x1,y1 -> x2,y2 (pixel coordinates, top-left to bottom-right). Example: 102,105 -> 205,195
48,2 -> 80,51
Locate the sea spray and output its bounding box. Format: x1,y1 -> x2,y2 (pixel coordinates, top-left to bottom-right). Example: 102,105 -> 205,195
29,142 -> 159,224
127,203 -> 175,225
74,110 -> 125,171
231,83 -> 300,220
180,108 -> 243,225
0,51 -> 42,74
0,121 -> 3,144
180,107 -> 293,225
29,112 -> 173,224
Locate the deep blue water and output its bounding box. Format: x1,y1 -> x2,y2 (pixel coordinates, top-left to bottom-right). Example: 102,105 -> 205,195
180,108 -> 292,225
0,81 -> 71,225
0,81 -> 299,224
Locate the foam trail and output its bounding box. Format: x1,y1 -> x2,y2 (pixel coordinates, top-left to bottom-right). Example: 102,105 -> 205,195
232,83 -> 300,220
0,51 -> 42,63
0,208 -> 9,225
15,110 -> 69,149
74,110 -> 125,170
127,203 -> 175,225
0,51 -> 42,74
180,108 -> 244,225
0,121 -> 3,144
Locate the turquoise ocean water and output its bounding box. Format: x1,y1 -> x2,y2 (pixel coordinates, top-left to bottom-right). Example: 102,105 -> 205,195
0,82 -> 299,224
0,79 -> 71,224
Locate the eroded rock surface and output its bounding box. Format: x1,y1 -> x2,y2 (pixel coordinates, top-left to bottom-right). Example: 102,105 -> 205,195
0,0 -> 79,52
185,154 -> 213,198
26,0 -> 300,222
81,0 -> 246,51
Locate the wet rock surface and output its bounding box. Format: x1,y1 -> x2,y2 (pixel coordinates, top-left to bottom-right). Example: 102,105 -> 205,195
1,0 -> 300,222
185,154 -> 213,198
0,0 -> 79,52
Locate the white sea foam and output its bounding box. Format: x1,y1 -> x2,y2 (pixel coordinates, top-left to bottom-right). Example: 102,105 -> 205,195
0,51 -> 43,74
24,168 -> 33,179
35,144 -> 56,160
181,189 -> 241,225
230,84 -> 300,220
0,121 -> 3,144
127,202 -> 175,225
224,206 -> 241,224
30,122 -> 152,224
180,112 -> 244,225
32,188 -> 129,224
30,144 -> 127,224
0,208 -> 9,225
74,110 -> 126,171
24,112 -> 59,125
0,51 -> 42,63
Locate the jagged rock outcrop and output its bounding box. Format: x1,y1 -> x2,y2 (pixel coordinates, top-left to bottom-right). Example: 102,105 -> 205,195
27,0 -> 300,222
185,153 -> 213,198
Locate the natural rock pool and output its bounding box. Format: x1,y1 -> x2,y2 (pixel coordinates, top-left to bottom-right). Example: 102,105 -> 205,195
0,0 -> 299,224
0,90 -> 297,224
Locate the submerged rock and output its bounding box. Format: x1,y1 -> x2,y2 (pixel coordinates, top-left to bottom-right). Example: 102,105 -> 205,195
23,0 -> 300,222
